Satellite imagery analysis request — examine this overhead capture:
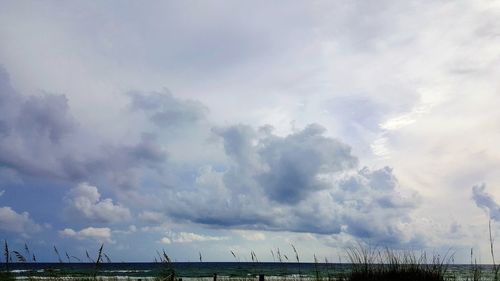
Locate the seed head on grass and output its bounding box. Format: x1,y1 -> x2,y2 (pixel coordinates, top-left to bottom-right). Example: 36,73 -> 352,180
86,250 -> 95,263
103,253 -> 112,263
12,251 -> 26,262
53,245 -> 63,263
4,239 -> 9,270
66,251 -> 71,263
291,244 -> 300,263
230,250 -> 240,262
24,243 -> 30,258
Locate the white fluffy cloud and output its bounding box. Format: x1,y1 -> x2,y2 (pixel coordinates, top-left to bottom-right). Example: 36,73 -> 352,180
64,183 -> 131,224
160,231 -> 228,244
60,227 -> 113,243
0,206 -> 41,235
234,230 -> 266,241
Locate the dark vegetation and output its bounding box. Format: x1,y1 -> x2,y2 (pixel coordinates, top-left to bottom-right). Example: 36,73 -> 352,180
344,246 -> 453,281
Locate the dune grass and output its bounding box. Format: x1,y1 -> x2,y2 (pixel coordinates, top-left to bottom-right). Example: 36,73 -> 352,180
342,245 -> 454,281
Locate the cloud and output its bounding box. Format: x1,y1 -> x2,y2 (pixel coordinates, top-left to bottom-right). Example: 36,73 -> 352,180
0,190 -> 4,197
215,123 -> 358,204
166,124 -> 420,245
138,211 -> 165,223
159,237 -> 172,244
0,206 -> 41,235
0,67 -> 80,180
0,67 -> 169,190
257,124 -> 358,203
101,133 -> 168,189
64,183 -> 131,224
472,183 -> 500,221
283,166 -> 420,245
2,0 -> 500,262
60,227 -> 113,243
0,62 -> 423,247
128,90 -> 208,128
234,230 -> 266,241
160,231 -> 228,244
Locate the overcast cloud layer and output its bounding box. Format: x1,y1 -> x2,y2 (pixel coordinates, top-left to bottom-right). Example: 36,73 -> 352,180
1,0 -> 500,263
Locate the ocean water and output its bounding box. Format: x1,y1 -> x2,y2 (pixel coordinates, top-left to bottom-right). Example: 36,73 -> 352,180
4,262 -> 499,280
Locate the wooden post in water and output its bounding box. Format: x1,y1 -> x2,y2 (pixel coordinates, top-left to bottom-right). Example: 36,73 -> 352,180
259,274 -> 265,281
213,273 -> 218,281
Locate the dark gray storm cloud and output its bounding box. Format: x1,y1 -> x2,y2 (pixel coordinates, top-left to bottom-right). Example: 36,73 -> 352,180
17,94 -> 74,143
257,124 -> 357,203
0,67 -> 78,180
0,68 -> 74,143
214,124 -> 358,203
0,67 -> 168,191
472,183 -> 500,221
336,167 -> 421,246
214,125 -> 256,165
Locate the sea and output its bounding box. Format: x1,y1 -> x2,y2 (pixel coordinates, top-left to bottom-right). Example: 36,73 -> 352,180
4,262 -> 499,280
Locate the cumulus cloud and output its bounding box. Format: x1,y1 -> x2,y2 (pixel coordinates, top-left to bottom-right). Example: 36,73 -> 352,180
159,237 -> 172,244
64,183 -> 131,224
0,206 -> 41,235
60,227 -> 113,243
257,124 -> 358,203
280,166 -> 420,245
472,183 -> 500,221
166,124 -> 421,245
215,123 -> 358,203
159,231 -> 228,244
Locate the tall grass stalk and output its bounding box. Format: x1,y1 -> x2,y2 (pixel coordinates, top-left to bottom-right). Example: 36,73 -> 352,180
313,254 -> 320,281
93,244 -> 104,279
469,248 -> 482,281
276,248 -> 288,281
489,220 -> 500,281
154,249 -> 176,281
291,244 -> 301,279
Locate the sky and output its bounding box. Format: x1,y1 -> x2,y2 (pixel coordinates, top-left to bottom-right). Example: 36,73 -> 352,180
1,0 -> 500,264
